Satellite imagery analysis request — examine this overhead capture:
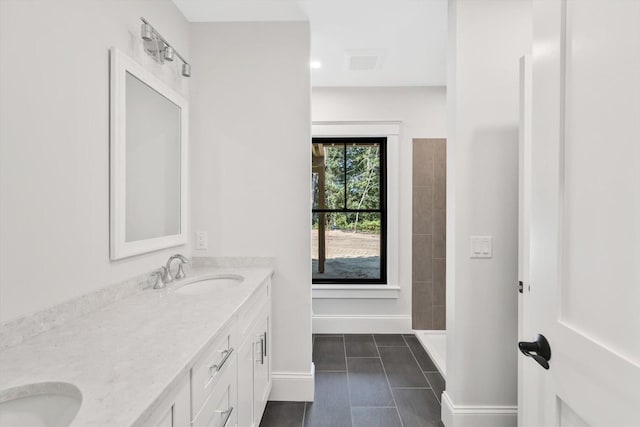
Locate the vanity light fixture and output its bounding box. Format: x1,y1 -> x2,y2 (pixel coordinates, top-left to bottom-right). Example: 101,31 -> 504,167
164,46 -> 175,62
141,23 -> 153,41
181,63 -> 191,78
140,17 -> 191,77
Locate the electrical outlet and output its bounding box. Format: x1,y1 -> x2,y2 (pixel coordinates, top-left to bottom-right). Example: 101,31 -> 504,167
195,231 -> 208,250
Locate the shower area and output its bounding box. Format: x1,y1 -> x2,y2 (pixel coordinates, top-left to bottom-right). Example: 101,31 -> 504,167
412,138 -> 447,378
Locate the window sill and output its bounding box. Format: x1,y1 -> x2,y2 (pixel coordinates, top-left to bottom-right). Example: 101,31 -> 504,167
312,284 -> 401,299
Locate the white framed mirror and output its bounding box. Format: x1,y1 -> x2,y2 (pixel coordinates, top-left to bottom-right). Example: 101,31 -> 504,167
110,48 -> 188,260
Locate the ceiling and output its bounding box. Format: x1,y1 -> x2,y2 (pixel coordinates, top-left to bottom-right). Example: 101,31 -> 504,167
172,0 -> 447,87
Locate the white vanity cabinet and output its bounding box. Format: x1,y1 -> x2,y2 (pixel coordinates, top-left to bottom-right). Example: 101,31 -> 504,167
189,277 -> 271,427
143,276 -> 272,427
237,280 -> 272,427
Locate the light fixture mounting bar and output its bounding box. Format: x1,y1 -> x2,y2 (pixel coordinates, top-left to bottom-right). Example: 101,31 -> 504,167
140,17 -> 190,73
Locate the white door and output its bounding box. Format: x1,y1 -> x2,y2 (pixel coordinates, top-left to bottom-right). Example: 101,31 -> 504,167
521,1 -> 640,426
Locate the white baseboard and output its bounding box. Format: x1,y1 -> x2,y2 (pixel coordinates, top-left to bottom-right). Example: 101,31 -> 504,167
312,315 -> 412,334
269,364 -> 315,402
441,392 -> 517,427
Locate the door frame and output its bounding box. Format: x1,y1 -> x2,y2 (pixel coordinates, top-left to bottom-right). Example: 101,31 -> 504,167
517,54 -> 532,427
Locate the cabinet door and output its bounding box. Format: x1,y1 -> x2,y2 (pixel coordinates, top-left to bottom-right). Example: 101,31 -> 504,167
149,375 -> 190,427
155,410 -> 173,427
252,312 -> 270,425
236,336 -> 254,427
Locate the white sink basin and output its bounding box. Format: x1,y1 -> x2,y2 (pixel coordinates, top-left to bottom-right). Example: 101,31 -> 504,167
174,275 -> 244,295
0,382 -> 82,427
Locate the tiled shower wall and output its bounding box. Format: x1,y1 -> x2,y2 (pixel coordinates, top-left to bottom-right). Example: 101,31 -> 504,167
412,139 -> 446,330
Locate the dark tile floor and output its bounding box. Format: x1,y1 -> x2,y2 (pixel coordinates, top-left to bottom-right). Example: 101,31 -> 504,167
260,334 -> 446,427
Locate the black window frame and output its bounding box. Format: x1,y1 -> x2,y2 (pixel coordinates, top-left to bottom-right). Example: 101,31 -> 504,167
311,136 -> 387,285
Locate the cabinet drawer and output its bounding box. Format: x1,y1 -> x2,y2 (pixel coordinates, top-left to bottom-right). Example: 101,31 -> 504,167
191,321 -> 236,417
236,279 -> 269,341
192,358 -> 237,427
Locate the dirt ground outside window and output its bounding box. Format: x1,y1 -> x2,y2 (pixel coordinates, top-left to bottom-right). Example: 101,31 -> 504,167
311,230 -> 381,280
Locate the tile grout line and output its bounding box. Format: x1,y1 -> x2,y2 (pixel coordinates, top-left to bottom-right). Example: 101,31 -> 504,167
301,400 -> 307,427
373,334 -> 408,348
375,345 -> 408,347
402,335 -> 433,379
389,387 -> 432,390
350,405 -> 398,409
345,356 -> 381,359
304,334 -> 314,427
431,140 -> 436,328
423,370 -> 443,404
402,335 -> 441,405
399,335 -> 432,390
343,335 -> 355,427
374,335 -> 406,427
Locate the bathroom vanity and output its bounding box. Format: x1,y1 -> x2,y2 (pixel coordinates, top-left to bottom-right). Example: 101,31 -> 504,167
0,264 -> 273,427
2,48 -> 272,427
0,49 -> 278,427
146,270 -> 272,427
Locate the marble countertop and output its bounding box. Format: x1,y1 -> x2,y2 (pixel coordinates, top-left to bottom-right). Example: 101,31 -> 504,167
0,265 -> 273,426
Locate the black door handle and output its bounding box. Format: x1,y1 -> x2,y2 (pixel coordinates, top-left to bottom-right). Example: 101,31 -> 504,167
518,334 -> 551,370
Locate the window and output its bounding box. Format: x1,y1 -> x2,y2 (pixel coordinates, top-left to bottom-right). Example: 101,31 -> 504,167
312,137 -> 387,284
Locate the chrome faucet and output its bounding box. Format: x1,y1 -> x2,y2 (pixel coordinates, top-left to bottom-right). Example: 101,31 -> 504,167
152,266 -> 168,289
165,254 -> 189,283
151,254 -> 189,289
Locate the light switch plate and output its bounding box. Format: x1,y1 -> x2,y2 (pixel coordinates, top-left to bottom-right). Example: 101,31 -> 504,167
470,236 -> 492,258
195,231 -> 208,250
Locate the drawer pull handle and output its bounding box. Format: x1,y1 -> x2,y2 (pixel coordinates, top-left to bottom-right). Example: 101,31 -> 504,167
263,331 -> 267,357
260,335 -> 265,365
209,348 -> 234,374
216,406 -> 234,427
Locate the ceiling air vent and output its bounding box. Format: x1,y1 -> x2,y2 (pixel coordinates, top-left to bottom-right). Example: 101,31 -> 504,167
345,49 -> 387,71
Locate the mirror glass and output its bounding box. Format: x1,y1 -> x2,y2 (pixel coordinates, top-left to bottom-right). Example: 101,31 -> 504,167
125,72 -> 181,242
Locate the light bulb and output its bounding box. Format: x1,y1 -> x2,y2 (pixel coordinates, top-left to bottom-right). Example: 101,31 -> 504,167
182,63 -> 191,77
141,23 -> 153,41
164,46 -> 175,61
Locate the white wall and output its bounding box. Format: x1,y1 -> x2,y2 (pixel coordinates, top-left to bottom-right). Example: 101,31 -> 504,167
189,22 -> 313,399
311,87 -> 446,331
0,0 -> 190,323
444,0 -> 531,425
